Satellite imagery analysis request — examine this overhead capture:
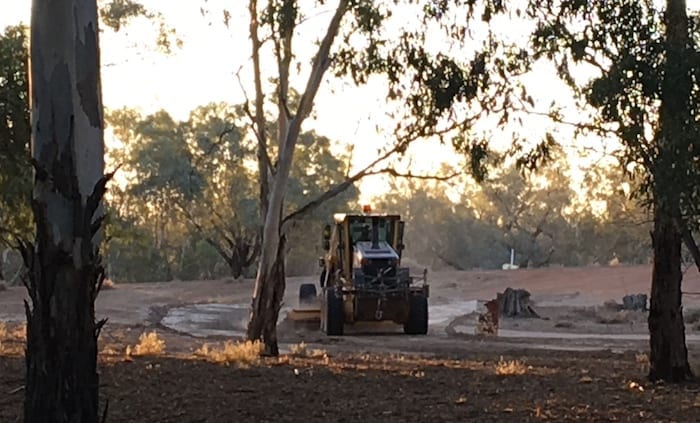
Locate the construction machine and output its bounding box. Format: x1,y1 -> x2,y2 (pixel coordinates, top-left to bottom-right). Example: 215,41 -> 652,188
287,206 -> 429,335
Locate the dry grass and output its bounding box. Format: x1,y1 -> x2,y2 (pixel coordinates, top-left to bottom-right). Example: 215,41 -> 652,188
194,340 -> 263,366
289,341 -> 328,359
12,324 -> 26,341
636,352 -> 650,373
0,322 -> 25,356
0,322 -> 6,352
127,331 -> 166,357
495,357 -> 529,376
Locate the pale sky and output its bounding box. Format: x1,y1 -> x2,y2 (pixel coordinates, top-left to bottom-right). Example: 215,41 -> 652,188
4,1 -> 695,204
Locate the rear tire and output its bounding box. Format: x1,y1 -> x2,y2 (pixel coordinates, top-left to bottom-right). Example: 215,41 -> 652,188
299,283 -> 317,304
323,289 -> 344,336
404,295 -> 428,335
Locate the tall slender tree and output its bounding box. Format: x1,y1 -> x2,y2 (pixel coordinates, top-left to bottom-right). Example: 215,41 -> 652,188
23,0 -> 110,421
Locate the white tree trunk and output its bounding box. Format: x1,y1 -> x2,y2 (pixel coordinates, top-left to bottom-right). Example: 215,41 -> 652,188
246,0 -> 349,355
24,0 -> 108,421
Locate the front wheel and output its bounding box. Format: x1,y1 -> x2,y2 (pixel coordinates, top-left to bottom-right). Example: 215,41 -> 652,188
404,295 -> 428,335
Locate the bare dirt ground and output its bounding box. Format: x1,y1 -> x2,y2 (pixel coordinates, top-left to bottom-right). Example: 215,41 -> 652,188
3,264 -> 700,421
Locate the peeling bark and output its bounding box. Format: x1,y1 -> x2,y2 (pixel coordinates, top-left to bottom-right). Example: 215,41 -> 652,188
24,0 -> 108,421
246,0 -> 349,354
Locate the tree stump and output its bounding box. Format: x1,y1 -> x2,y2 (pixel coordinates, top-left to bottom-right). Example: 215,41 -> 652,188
497,287 -> 539,318
622,294 -> 648,311
476,299 -> 500,335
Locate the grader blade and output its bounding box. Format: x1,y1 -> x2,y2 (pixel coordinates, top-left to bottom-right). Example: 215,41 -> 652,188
286,307 -> 321,322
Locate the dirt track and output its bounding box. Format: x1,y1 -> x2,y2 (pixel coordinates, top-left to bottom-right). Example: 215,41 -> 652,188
3,264 -> 700,354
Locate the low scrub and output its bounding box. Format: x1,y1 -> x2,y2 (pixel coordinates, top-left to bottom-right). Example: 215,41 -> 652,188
495,357 -> 529,376
194,340 -> 263,366
128,331 -> 166,356
289,341 -> 328,359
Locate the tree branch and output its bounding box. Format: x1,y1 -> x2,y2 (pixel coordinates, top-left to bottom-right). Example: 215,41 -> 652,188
282,142 -> 458,225
235,67 -> 273,176
678,219 -> 700,272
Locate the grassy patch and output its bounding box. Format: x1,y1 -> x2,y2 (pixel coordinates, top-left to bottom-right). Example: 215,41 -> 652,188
194,340 -> 263,366
495,357 -> 529,376
289,341 -> 328,359
128,331 -> 166,357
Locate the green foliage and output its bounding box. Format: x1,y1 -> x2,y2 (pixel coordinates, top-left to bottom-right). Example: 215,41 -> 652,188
104,103 -> 358,281
376,156 -> 652,271
99,0 -> 183,53
100,0 -> 148,31
0,25 -> 31,245
527,0 -> 700,226
327,1 -> 525,176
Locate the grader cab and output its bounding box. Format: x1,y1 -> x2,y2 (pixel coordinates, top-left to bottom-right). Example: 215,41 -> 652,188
288,207 -> 429,335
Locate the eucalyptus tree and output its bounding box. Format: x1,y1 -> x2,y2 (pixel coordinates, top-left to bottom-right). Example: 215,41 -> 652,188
23,0 -> 111,420
245,0 -> 529,355
526,0 -> 699,381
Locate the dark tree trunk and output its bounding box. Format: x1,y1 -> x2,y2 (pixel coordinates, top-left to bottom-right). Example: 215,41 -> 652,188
246,235 -> 286,356
647,0 -> 694,383
648,214 -> 692,382
23,0 -> 108,421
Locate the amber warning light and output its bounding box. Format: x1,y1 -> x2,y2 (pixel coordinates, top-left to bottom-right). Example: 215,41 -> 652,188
362,204 -> 372,213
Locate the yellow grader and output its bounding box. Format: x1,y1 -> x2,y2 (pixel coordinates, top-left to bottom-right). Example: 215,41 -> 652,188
286,207 -> 429,335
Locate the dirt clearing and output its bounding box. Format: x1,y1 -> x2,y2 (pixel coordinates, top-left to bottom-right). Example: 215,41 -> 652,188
3,264 -> 700,421
2,347 -> 699,422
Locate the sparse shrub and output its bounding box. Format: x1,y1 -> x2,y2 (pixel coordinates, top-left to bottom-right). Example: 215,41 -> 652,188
635,352 -> 650,372
11,323 -> 25,341
0,322 -> 6,352
495,357 -> 529,375
0,281 -> 7,291
194,340 -> 263,365
289,341 -> 327,358
290,341 -> 308,356
0,322 -> 25,355
128,331 -> 165,356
